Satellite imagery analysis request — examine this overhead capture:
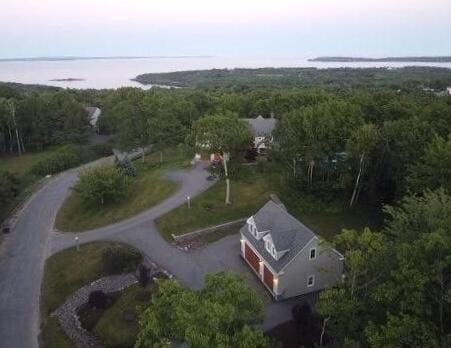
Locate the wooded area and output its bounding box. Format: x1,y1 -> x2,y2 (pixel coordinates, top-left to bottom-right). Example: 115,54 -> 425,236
1,66 -> 450,346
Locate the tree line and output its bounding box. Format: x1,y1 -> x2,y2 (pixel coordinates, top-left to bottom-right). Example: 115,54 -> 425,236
0,88 -> 90,155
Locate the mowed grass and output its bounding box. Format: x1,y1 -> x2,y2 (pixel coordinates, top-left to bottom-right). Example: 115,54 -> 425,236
156,165 -> 381,242
55,150 -> 189,232
40,317 -> 74,348
95,284 -> 153,348
0,148 -> 59,223
156,172 -> 274,240
41,242 -> 142,348
0,148 -> 57,174
42,242 -> 141,314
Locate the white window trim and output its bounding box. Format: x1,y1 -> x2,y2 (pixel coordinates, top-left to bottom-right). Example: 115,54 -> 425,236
309,247 -> 317,260
307,275 -> 315,287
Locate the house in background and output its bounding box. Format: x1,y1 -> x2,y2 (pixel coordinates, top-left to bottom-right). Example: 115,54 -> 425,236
240,197 -> 344,300
242,115 -> 277,153
447,87 -> 451,95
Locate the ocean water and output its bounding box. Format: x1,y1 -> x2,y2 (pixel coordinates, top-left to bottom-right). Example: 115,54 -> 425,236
0,56 -> 450,90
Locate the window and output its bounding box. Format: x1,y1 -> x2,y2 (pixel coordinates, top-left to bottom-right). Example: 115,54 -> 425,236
309,248 -> 316,260
307,275 -> 315,287
265,240 -> 271,253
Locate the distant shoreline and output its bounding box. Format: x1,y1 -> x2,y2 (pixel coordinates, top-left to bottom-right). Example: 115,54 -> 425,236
309,56 -> 451,63
49,78 -> 85,82
0,56 -> 215,63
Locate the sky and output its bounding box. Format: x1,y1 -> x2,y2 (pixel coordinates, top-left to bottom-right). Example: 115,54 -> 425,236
1,0 -> 451,58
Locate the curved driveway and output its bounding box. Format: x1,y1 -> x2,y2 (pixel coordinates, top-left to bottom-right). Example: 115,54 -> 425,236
0,161 -> 294,348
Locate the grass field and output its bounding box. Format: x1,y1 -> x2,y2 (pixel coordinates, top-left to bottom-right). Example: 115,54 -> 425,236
0,148 -> 57,174
40,242 -> 142,348
0,149 -> 59,224
95,284 -> 153,348
55,150 -> 190,232
156,171 -> 274,240
156,165 -> 381,242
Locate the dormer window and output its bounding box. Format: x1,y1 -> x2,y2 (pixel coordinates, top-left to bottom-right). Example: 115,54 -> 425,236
247,217 -> 258,238
309,248 -> 316,260
265,240 -> 271,253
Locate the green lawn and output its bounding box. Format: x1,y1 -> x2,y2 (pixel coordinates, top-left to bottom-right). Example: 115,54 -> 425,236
41,242 -> 142,348
95,284 -> 153,348
55,150 -> 190,232
0,149 -> 59,224
0,148 -> 57,174
156,171 -> 275,240
40,317 -> 74,348
156,166 -> 381,242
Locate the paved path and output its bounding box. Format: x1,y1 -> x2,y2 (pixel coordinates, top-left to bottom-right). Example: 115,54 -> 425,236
0,159 -> 296,348
0,161 -> 214,348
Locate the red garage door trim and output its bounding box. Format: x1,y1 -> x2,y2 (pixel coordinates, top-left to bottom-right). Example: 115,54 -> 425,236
263,265 -> 274,291
244,243 -> 260,273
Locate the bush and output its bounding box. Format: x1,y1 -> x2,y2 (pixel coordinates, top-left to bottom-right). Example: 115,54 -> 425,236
102,246 -> 142,274
0,171 -> 22,206
73,165 -> 128,205
115,157 -> 137,177
88,290 -> 109,309
138,264 -> 150,287
31,148 -> 81,175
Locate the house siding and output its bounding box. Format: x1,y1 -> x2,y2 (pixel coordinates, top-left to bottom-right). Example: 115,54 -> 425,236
263,265 -> 274,290
277,238 -> 344,299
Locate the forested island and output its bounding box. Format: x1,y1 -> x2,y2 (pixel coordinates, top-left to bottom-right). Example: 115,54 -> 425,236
49,78 -> 85,82
134,66 -> 451,88
309,56 -> 451,62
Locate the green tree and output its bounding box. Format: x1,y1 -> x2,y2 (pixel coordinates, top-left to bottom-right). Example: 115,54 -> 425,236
347,124 -> 379,207
73,165 -> 128,205
191,113 -> 252,204
381,189 -> 451,338
365,313 -> 439,348
317,228 -> 390,344
135,272 -> 269,348
407,135 -> 451,192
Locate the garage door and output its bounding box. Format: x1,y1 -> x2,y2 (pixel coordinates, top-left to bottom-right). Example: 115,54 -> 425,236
263,265 -> 274,291
245,243 -> 260,273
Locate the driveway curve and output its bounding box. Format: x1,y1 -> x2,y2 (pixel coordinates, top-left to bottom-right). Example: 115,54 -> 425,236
0,161 -> 215,348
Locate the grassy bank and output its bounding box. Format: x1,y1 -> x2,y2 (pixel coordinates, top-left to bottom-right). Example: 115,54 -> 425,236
0,149 -> 58,224
156,165 -> 381,242
0,149 -> 57,174
95,284 -> 153,347
40,242 -> 142,348
55,149 -> 190,232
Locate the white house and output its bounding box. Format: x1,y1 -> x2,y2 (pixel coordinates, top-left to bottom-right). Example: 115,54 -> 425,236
242,116 -> 277,153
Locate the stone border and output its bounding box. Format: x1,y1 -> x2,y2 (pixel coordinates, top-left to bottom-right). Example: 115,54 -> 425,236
172,218 -> 246,242
51,257 -> 173,348
52,274 -> 138,348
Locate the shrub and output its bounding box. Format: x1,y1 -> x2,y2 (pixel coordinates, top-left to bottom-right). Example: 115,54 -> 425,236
72,165 -> 128,205
138,264 -> 150,287
88,290 -> 109,309
102,246 -> 142,274
31,148 -> 81,175
115,157 -> 137,177
0,171 -> 22,206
